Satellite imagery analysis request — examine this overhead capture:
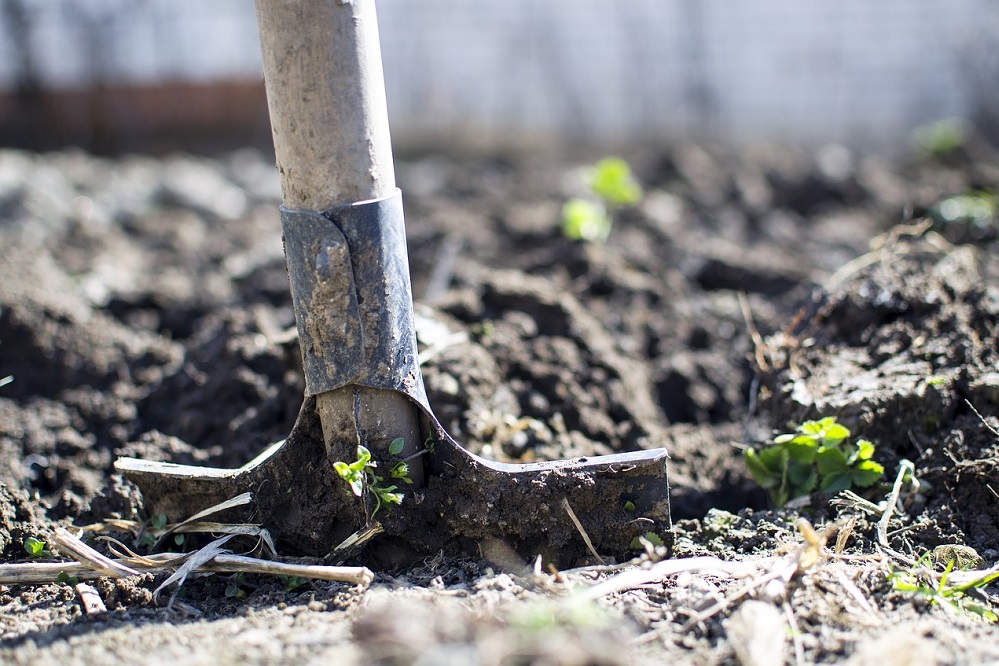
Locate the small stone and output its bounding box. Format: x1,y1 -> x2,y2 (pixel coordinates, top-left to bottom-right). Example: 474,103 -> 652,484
932,544 -> 984,569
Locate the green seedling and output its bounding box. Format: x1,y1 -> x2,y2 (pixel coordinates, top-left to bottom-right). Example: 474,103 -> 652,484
140,512 -> 170,548
388,437 -> 405,456
562,156 -> 643,242
390,461 -> 413,483
889,554 -> 999,622
333,444 -> 411,517
56,571 -> 80,586
562,199 -> 612,243
225,573 -> 249,599
224,582 -> 246,599
282,575 -> 307,592
588,156 -> 643,206
931,189 -> 997,229
23,536 -> 49,558
745,416 -> 884,507
911,119 -> 966,158
510,598 -> 612,633
630,532 -> 665,551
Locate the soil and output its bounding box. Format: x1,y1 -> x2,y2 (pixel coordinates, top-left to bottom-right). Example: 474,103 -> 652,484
2,140 -> 999,664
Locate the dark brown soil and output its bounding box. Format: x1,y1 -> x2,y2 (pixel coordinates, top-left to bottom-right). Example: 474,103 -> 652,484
2,142 -> 999,663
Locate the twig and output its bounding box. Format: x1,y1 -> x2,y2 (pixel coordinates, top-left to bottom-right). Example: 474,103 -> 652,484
825,249 -> 882,292
876,460 -> 916,565
561,498 -> 604,565
782,600 -> 805,666
52,528 -> 140,579
0,548 -> 375,588
74,583 -> 107,616
155,535 -> 236,607
829,490 -> 883,516
832,565 -> 880,622
834,515 -> 857,555
575,555 -> 774,604
966,399 -> 999,437
0,561 -> 116,585
155,493 -> 263,552
205,554 -> 374,585
738,291 -> 770,372
331,522 -> 383,557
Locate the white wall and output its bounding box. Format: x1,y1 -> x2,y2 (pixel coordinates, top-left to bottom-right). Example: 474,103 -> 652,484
1,0 -> 994,149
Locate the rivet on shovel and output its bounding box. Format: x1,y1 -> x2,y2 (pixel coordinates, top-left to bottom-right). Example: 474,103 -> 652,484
115,0 -> 671,566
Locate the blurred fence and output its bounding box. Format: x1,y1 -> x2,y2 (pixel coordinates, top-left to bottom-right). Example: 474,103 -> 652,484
1,0 -> 996,153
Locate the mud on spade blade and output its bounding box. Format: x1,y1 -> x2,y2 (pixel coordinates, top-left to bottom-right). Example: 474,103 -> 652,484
115,193 -> 672,566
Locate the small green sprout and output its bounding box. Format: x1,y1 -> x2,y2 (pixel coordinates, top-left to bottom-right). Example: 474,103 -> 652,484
282,575 -> 307,592
224,573 -> 249,599
911,119 -> 966,158
587,157 -> 643,206
630,532 -> 665,550
333,446 -> 371,497
562,157 -> 643,242
333,444 -> 411,517
562,199 -> 611,242
388,437 -> 405,456
23,536 -> 48,558
932,189 -> 997,229
744,416 -> 884,507
56,571 -> 80,586
889,553 -> 999,622
623,500 -> 636,512
390,461 -> 413,484
141,512 -> 171,548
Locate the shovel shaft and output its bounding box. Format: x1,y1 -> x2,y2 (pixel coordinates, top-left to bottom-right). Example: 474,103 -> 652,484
254,0 -> 424,485
254,0 -> 395,208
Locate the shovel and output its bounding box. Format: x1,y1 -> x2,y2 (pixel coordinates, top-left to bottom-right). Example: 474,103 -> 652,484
115,0 -> 671,566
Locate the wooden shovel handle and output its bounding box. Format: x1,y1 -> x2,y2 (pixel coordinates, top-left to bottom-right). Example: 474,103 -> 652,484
254,0 -> 424,490
254,0 -> 396,209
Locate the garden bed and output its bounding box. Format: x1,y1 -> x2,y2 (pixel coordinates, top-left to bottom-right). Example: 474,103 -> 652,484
1,140 -> 999,663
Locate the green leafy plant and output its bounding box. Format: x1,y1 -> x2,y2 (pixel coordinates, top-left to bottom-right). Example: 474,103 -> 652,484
744,416 -> 884,507
333,443 -> 411,517
23,536 -> 49,558
562,157 -> 643,242
889,554 -> 999,622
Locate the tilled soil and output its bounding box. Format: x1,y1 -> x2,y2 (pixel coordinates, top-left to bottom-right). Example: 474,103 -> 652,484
2,141 -> 999,664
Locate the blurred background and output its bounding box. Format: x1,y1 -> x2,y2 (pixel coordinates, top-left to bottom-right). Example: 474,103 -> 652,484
0,0 -> 996,155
